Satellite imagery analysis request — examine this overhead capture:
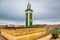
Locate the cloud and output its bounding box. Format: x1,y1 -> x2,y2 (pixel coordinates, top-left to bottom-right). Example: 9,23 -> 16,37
0,19 -> 60,25
0,19 -> 25,25
0,0 -> 60,24
33,20 -> 60,25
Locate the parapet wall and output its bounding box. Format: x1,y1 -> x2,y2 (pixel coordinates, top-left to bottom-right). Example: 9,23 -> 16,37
1,28 -> 47,40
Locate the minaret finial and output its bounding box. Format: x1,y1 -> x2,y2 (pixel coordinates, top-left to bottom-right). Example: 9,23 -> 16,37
27,1 -> 31,9
28,1 -> 30,4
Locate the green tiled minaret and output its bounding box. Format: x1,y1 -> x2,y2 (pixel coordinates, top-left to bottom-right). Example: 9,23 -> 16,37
25,2 -> 33,27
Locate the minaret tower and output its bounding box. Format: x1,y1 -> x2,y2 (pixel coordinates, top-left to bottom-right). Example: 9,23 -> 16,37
25,2 -> 33,27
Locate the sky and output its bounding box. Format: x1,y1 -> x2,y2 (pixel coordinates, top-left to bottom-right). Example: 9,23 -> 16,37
0,0 -> 60,25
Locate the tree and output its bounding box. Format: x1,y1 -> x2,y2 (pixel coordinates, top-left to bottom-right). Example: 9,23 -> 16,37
50,28 -> 60,39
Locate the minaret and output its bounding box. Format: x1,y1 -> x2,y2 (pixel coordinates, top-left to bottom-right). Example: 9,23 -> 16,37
25,2 -> 33,27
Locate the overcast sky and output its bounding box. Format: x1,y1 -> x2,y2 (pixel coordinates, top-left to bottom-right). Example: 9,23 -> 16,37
0,0 -> 60,25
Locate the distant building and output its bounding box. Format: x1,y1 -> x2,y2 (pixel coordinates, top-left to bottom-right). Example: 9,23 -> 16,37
25,2 -> 33,27
5,24 -> 14,27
